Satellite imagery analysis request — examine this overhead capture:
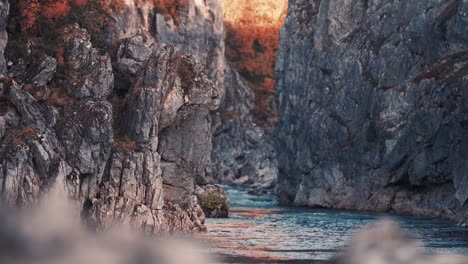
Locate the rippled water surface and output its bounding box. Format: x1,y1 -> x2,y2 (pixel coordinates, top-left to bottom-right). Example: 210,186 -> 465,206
196,185 -> 468,263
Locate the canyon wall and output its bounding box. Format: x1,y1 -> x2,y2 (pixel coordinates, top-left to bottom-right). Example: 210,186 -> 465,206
276,0 -> 468,224
0,0 -> 226,232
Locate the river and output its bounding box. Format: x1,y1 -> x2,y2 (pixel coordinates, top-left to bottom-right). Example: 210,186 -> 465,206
196,185 -> 468,263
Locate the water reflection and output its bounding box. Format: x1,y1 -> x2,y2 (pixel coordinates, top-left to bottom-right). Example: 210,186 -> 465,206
197,185 -> 468,263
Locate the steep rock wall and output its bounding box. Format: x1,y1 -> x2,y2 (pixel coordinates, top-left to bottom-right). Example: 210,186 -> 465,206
276,0 -> 468,223
0,0 -> 7,73
0,0 -> 221,232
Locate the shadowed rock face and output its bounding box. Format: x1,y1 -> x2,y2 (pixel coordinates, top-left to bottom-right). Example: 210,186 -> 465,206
209,65 -> 278,188
276,0 -> 468,223
0,0 -> 7,73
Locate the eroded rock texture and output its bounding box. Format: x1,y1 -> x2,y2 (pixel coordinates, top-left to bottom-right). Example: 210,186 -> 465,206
276,0 -> 468,223
118,0 -> 226,100
116,0 -> 278,189
0,14 -> 219,232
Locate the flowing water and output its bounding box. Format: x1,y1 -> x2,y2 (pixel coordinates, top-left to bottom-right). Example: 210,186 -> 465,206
197,185 -> 468,263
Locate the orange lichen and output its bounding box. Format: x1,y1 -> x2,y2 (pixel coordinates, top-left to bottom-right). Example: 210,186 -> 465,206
223,0 -> 288,125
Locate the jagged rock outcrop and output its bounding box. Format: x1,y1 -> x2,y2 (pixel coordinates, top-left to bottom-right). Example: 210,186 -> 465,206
115,0 -> 277,190
0,16 -> 219,232
276,0 -> 468,223
117,0 -> 225,99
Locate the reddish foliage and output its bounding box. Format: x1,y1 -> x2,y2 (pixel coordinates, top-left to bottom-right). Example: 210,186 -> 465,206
20,0 -> 41,31
55,47 -> 64,65
150,0 -> 190,25
225,23 -> 283,125
11,126 -> 37,145
42,0 -> 71,20
18,0 -> 127,32
113,136 -> 137,150
47,87 -> 72,106
224,0 -> 287,125
72,0 -> 88,6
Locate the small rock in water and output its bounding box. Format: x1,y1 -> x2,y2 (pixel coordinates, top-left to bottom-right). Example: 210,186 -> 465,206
248,187 -> 268,196
195,185 -> 229,218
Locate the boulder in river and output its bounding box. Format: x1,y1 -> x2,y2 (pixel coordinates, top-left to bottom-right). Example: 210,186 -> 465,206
195,185 -> 229,218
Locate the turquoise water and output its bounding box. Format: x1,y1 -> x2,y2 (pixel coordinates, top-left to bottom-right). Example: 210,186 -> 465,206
201,185 -> 468,263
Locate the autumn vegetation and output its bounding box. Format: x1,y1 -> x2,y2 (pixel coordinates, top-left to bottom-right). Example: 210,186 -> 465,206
223,0 -> 287,125
7,0 -> 287,127
7,0 -> 189,64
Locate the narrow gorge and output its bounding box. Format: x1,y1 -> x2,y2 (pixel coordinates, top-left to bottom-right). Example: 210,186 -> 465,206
0,0 -> 466,263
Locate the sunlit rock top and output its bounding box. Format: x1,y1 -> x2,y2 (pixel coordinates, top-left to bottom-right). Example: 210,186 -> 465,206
223,0 -> 287,29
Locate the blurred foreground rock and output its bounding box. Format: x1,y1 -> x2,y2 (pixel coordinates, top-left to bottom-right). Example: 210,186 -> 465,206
334,221 -> 467,264
0,196 -> 214,264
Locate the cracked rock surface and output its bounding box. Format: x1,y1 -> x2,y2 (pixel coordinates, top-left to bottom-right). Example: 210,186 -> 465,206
0,14 -> 218,232
276,0 -> 468,223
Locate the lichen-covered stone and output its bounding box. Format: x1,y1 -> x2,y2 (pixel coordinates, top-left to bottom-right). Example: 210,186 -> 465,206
195,184 -> 229,218
63,25 -> 113,99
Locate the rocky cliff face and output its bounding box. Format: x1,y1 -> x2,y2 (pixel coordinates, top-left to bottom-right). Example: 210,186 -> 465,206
116,0 -> 270,187
276,0 -> 468,224
118,0 -> 225,103
0,0 -> 224,232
